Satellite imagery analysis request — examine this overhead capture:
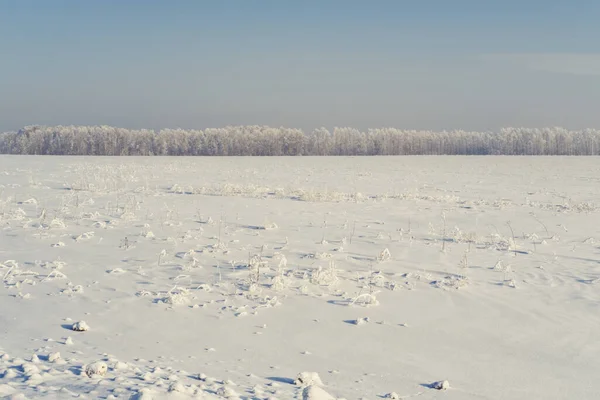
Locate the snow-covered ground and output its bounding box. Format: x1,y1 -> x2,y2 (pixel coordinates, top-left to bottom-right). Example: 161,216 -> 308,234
1,156 -> 599,400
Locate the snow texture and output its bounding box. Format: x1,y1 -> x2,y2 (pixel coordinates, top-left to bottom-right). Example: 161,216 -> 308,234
0,156 -> 599,399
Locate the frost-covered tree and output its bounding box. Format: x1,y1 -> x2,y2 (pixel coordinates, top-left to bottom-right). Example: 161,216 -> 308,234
1,125 -> 599,156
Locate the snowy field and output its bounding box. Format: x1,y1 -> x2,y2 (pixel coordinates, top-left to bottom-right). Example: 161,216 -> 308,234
1,156 -> 599,400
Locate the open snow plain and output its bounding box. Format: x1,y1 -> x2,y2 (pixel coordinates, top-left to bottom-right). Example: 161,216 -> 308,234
1,156 -> 599,400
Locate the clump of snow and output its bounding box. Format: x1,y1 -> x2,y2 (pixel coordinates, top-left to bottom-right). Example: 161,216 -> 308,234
505,278 -> 517,288
349,292 -> 380,307
168,382 -> 186,393
106,268 -> 126,275
211,242 -> 228,251
432,380 -> 450,390
216,385 -> 239,398
295,372 -> 324,387
159,287 -> 192,305
21,363 -> 40,377
74,231 -> 94,242
49,218 -> 66,229
431,275 -> 469,290
42,270 -> 67,281
351,317 -> 370,325
130,388 -> 154,400
48,352 -> 62,363
2,369 -> 18,379
263,222 -> 278,230
385,393 -> 400,399
71,321 -> 89,332
141,230 -> 154,239
84,361 -> 108,378
112,361 -> 128,370
313,252 -> 332,260
0,384 -> 17,397
302,385 -> 336,400
60,285 -> 84,296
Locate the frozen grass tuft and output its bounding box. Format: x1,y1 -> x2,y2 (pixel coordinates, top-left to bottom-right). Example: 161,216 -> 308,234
377,248 -> 391,262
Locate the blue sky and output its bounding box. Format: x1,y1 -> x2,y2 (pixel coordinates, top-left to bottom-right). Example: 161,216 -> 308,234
1,0 -> 599,132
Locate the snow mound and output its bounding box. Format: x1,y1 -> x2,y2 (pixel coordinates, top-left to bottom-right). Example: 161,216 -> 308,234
432,380 -> 450,390
161,291 -> 191,305
216,385 -> 239,398
295,372 -> 323,387
48,352 -> 62,363
302,385 -> 335,400
72,321 -> 90,332
130,388 -> 154,400
0,385 -> 17,396
85,361 -> 108,378
351,317 -> 370,325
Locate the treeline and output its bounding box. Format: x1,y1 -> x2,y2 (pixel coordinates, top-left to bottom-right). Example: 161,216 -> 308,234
1,125 -> 599,156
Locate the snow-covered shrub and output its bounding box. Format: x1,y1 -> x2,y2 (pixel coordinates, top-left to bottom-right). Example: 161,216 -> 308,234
42,270 -> 67,281
159,287 -> 192,305
270,275 -> 289,291
369,271 -> 387,288
248,254 -> 268,284
310,261 -> 339,286
49,218 -> 66,229
349,292 -> 380,307
377,248 -> 391,262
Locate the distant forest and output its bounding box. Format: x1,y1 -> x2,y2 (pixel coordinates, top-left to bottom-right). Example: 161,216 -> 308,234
1,125 -> 599,156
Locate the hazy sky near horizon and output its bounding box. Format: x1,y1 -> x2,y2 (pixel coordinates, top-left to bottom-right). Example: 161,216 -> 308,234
1,0 -> 599,132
